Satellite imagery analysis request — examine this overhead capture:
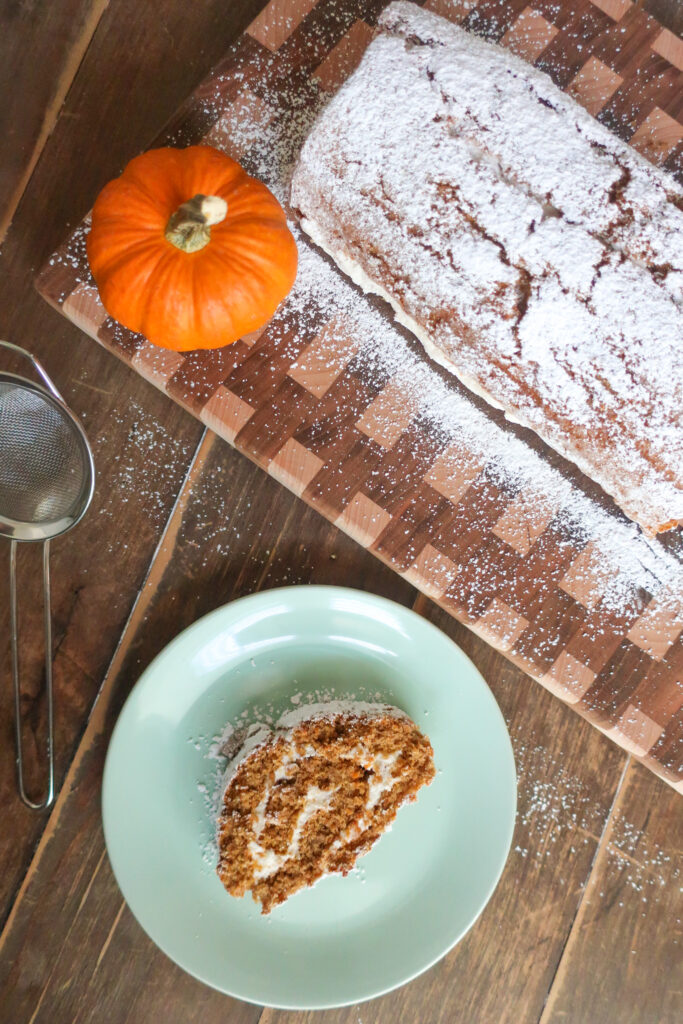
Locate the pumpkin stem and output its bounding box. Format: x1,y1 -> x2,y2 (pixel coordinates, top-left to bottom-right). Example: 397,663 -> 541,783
165,194 -> 228,253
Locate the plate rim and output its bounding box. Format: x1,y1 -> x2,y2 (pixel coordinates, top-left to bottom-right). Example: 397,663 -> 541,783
102,584 -> 517,1009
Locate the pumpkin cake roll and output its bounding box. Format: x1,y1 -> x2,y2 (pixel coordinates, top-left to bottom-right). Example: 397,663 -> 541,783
216,701 -> 435,914
290,1 -> 683,536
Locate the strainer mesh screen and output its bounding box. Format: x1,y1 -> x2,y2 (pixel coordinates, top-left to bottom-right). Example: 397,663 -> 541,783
0,383 -> 89,524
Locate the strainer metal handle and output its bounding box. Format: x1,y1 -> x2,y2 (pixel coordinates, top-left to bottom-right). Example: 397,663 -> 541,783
0,340 -> 64,403
9,539 -> 54,809
0,341 -> 61,810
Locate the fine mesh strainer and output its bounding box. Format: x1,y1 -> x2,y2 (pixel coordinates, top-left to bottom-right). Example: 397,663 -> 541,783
0,341 -> 95,809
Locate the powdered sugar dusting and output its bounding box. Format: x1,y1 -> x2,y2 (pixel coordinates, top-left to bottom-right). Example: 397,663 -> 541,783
605,811 -> 681,903
291,1 -> 682,535
285,239 -> 683,613
276,699 -> 409,730
94,398 -> 196,533
217,698 -> 407,786
188,20 -> 682,614
49,1 -> 683,624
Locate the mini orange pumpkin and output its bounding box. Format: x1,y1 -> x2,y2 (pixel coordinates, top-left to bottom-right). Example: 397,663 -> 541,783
87,145 -> 298,351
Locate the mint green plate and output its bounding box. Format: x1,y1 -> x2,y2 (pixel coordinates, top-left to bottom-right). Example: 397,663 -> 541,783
102,586 -> 516,1009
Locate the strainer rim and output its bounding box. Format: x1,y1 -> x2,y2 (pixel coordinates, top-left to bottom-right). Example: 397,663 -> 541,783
0,373 -> 95,540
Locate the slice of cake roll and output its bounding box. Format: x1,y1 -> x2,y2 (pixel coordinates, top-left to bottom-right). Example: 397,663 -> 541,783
216,701 -> 435,913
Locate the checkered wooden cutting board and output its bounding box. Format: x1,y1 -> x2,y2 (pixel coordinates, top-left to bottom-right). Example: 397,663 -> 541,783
36,0 -> 683,791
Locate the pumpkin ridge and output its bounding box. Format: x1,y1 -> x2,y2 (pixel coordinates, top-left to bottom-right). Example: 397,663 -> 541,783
139,248 -> 197,345
88,235 -> 170,281
88,144 -> 298,350
101,169 -> 178,221
205,245 -> 294,292
218,212 -> 295,232
124,148 -> 190,205
107,244 -> 183,334
207,233 -> 297,279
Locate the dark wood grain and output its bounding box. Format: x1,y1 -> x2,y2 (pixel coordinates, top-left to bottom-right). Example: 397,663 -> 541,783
0,434 -> 417,1023
0,0 -> 268,928
1,1 -> 682,1022
0,0 -> 109,241
642,0 -> 683,36
540,760 -> 683,1024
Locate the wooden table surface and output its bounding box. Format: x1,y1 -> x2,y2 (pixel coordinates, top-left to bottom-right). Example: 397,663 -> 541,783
0,1 -> 681,1022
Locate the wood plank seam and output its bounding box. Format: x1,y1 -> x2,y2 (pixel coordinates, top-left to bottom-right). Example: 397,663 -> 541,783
92,900 -> 125,974
23,827 -> 105,1024
536,754 -> 632,1023
0,428 -> 210,950
0,0 -> 111,244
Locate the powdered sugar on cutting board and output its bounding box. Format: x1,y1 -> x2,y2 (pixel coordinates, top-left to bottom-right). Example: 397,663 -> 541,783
48,4 -> 683,619
201,79 -> 679,610
291,2 -> 682,535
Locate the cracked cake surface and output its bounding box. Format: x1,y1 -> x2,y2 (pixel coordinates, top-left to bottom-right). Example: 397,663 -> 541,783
290,0 -> 683,536
215,701 -> 435,914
